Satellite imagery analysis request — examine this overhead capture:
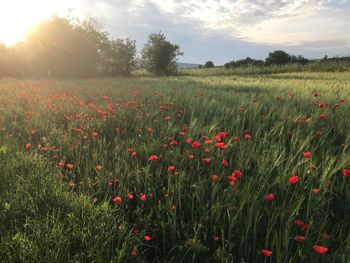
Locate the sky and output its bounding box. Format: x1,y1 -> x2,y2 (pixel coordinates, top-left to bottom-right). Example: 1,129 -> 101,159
0,0 -> 349,64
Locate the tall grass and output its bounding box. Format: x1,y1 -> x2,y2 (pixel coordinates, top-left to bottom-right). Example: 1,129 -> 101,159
0,73 -> 349,262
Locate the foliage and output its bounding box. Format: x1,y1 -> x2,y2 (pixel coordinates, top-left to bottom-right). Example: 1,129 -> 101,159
141,32 -> 183,76
265,50 -> 292,65
204,61 -> 214,68
101,38 -> 137,76
225,57 -> 264,68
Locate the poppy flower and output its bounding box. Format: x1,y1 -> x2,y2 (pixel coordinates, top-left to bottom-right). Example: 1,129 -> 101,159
140,194 -> 147,201
188,154 -> 195,160
312,188 -> 321,193
312,245 -> 328,255
191,141 -> 201,149
92,132 -> 98,137
232,170 -> 243,178
25,143 -> 31,150
288,176 -> 299,184
294,235 -> 305,243
343,168 -> 350,177
167,166 -> 175,172
211,175 -> 219,181
205,140 -> 213,145
202,158 -> 211,164
212,236 -> 220,241
131,249 -> 138,257
221,160 -> 229,167
319,113 -> 327,118
265,193 -> 275,201
178,131 -> 185,136
218,132 -> 229,139
303,151 -> 311,158
112,196 -> 122,204
149,155 -> 158,161
66,163 -> 74,169
261,249 -> 272,257
294,220 -> 305,227
127,193 -> 134,199
95,165 -> 102,170
244,134 -> 252,140
143,235 -> 151,241
165,116 -> 171,121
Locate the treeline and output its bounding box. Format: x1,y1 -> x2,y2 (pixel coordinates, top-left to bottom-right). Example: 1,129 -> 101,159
0,16 -> 182,78
224,50 -> 350,69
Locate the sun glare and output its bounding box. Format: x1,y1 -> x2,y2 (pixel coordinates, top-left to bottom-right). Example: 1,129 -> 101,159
0,0 -> 73,46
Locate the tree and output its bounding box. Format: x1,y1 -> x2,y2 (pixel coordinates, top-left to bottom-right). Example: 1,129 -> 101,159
265,50 -> 292,65
101,38 -> 136,76
204,61 -> 214,68
141,32 -> 183,76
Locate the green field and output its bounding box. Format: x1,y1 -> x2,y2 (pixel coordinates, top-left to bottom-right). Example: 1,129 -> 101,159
0,72 -> 349,262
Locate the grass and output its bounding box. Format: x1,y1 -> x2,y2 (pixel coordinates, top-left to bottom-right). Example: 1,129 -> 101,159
0,72 -> 349,262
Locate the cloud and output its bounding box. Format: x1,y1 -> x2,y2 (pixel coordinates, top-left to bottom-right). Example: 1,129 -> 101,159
69,0 -> 350,63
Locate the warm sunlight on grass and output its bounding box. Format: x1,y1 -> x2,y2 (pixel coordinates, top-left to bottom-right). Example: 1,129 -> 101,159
0,0 -> 70,45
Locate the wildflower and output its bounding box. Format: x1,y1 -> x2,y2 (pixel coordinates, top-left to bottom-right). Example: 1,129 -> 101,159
232,170 -> 243,178
294,235 -> 305,243
92,132 -> 98,137
244,134 -> 252,140
131,250 -> 138,257
312,245 -> 328,255
312,188 -> 321,193
319,113 -> 327,118
202,158 -> 211,164
303,151 -> 311,158
112,196 -> 122,204
127,193 -> 134,199
149,155 -> 158,161
25,143 -> 31,150
221,160 -> 229,167
188,154 -> 195,160
288,175 -> 299,185
66,163 -> 74,169
143,235 -> 151,241
165,116 -> 171,121
212,236 -> 220,241
167,166 -> 175,173
191,141 -> 201,149
261,249 -> 272,257
140,194 -> 147,202
95,165 -> 102,170
265,193 -> 275,201
343,168 -> 350,177
211,175 -> 219,181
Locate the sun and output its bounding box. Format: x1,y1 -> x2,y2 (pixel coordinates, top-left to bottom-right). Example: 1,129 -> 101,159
0,0 -> 73,46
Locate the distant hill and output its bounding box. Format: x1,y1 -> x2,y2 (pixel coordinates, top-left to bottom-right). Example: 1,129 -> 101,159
177,62 -> 201,69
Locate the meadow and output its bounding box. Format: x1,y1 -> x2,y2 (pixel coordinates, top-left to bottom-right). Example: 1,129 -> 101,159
0,71 -> 349,262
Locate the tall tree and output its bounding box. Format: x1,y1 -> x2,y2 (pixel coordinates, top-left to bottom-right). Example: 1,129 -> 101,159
141,32 -> 183,76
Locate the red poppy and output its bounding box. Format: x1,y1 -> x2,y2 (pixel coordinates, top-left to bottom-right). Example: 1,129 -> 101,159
221,160 -> 229,167
112,196 -> 122,204
261,249 -> 272,257
265,193 -> 275,201
303,151 -> 311,158
343,168 -> 350,177
165,116 -> 171,121
312,245 -> 328,255
202,158 -> 211,164
149,155 -> 158,161
244,134 -> 252,140
191,141 -> 201,149
140,194 -> 147,201
131,249 -> 138,257
25,143 -> 31,150
212,236 -> 220,241
288,175 -> 299,184
144,235 -> 151,241
211,175 -> 219,181
188,154 -> 195,160
95,165 -> 102,170
312,188 -> 321,193
294,235 -> 305,243
205,140 -> 213,145
232,170 -> 243,178
167,166 -> 175,172
319,113 -> 327,118
66,163 -> 74,169
92,132 -> 98,137
294,220 -> 305,227
127,193 -> 134,199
